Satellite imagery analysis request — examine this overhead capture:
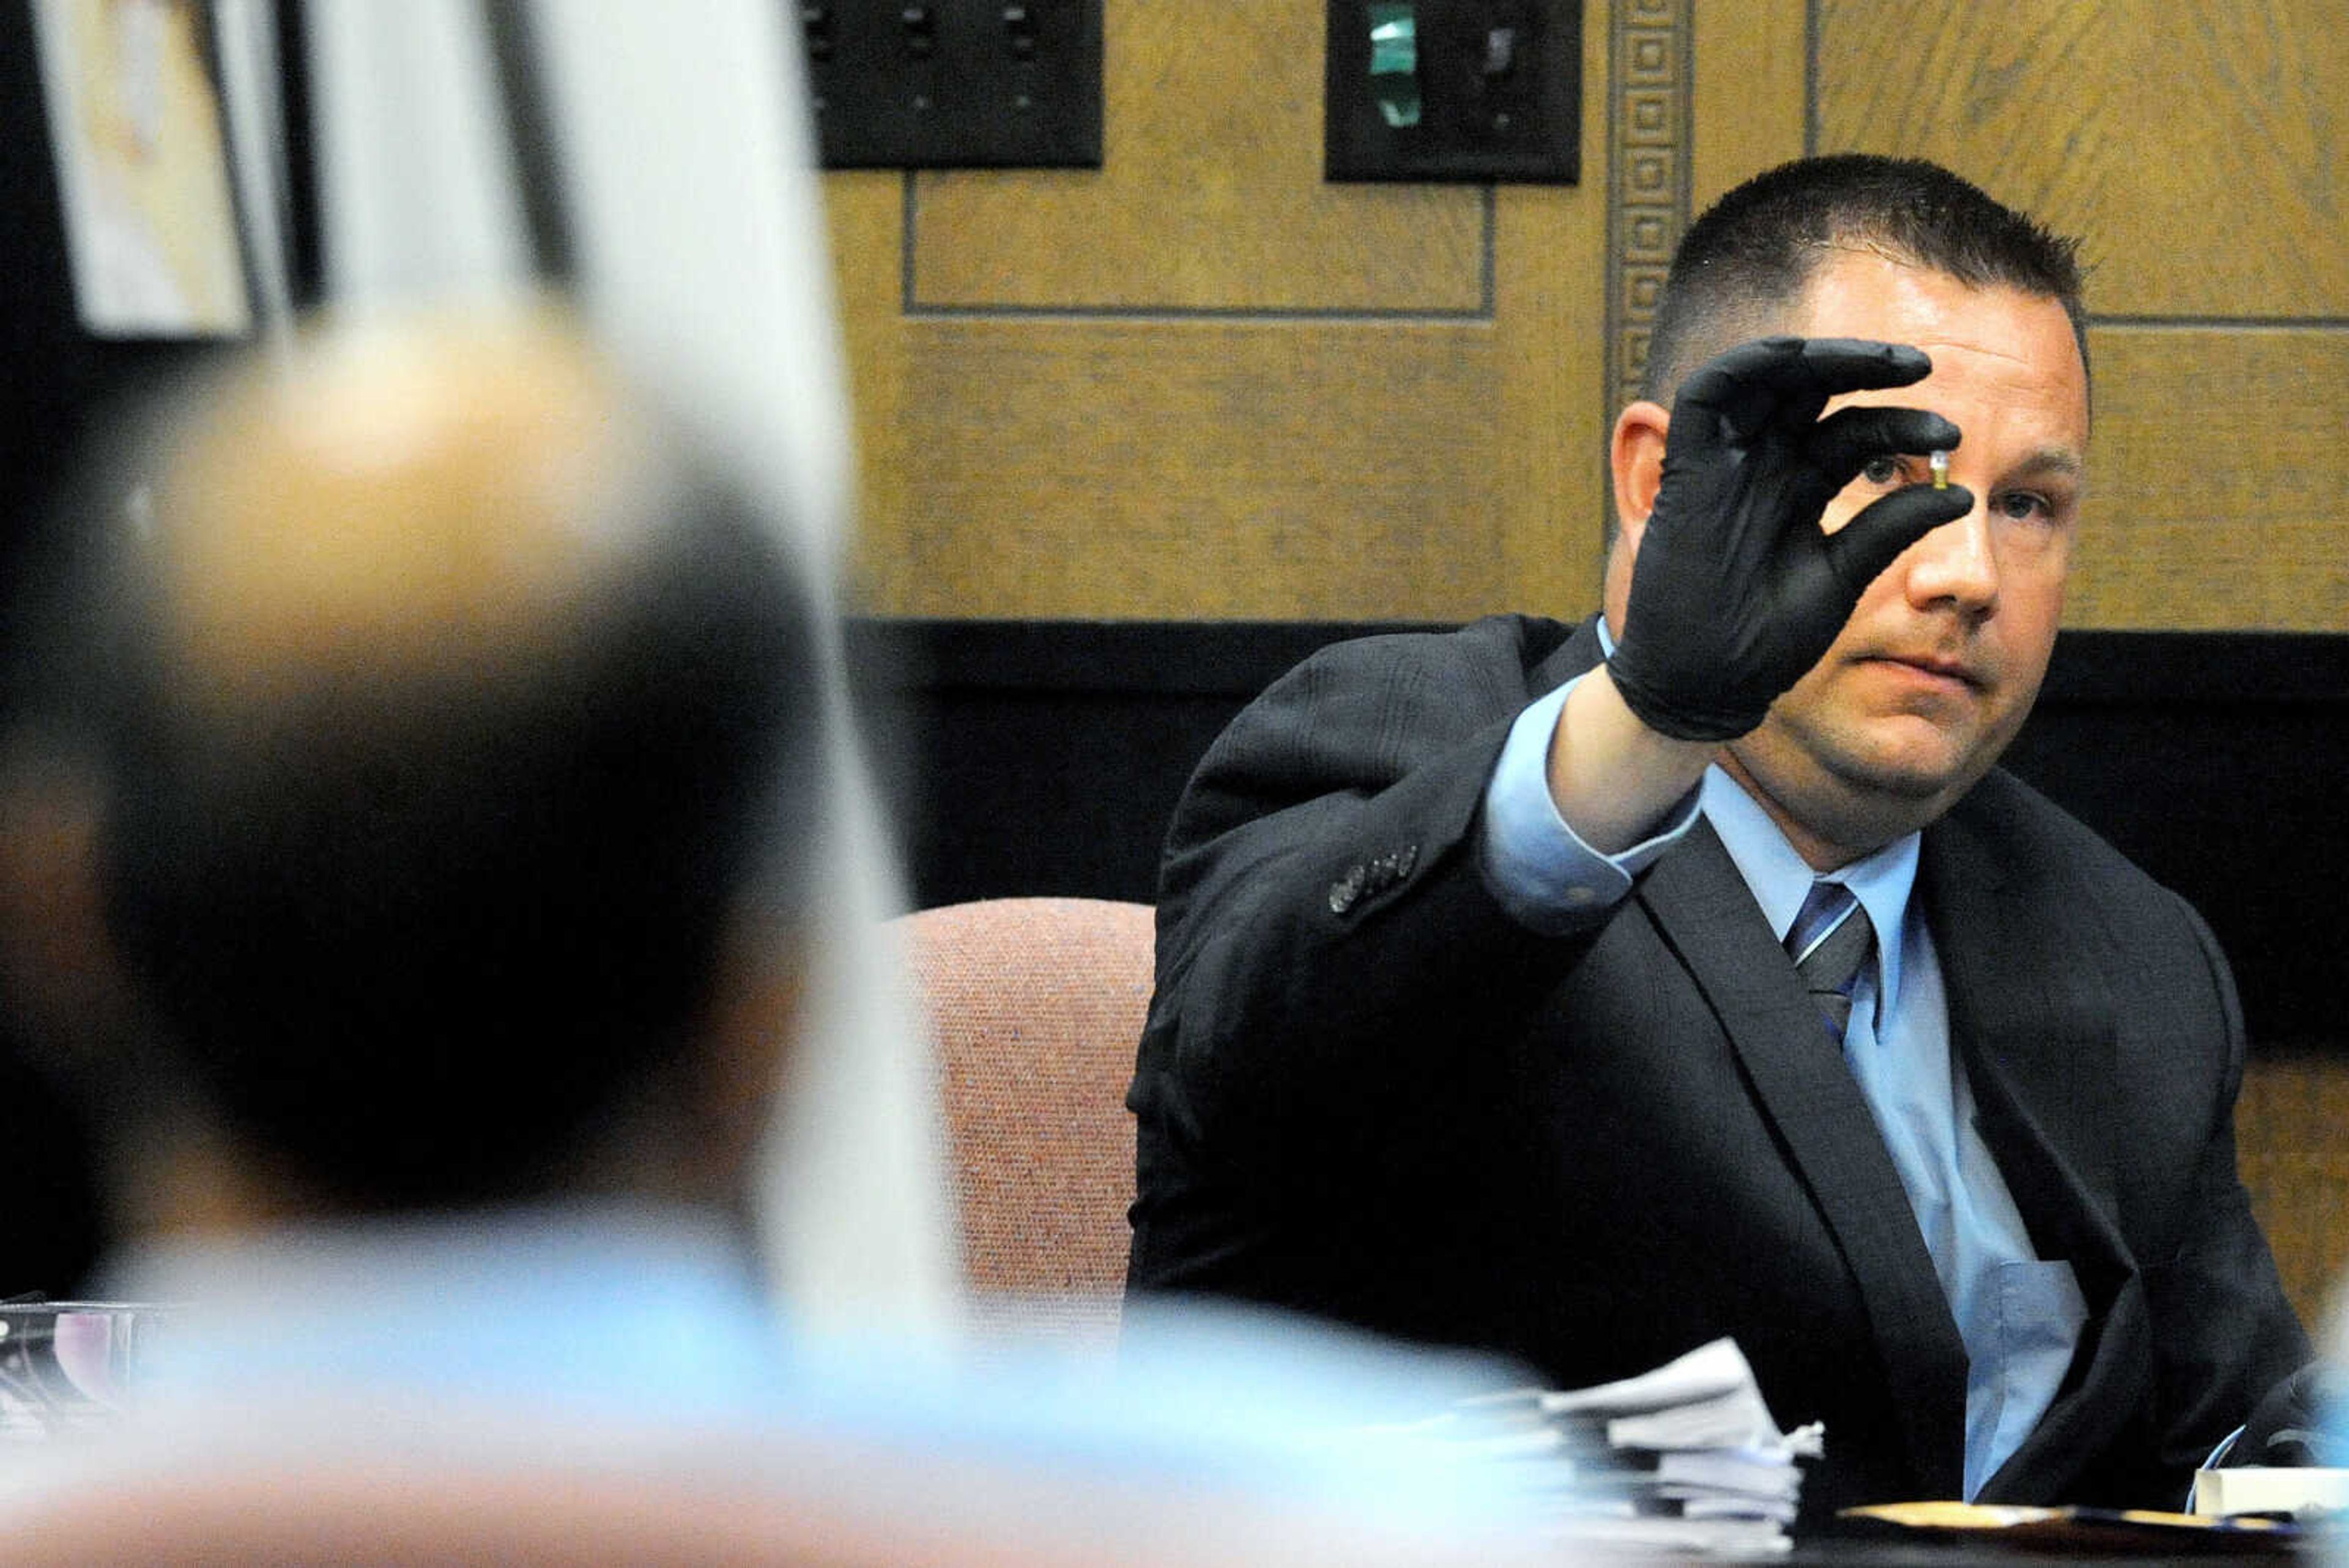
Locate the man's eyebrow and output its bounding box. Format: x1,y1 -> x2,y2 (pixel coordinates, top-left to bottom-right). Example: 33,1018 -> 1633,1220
2009,448 -> 2086,482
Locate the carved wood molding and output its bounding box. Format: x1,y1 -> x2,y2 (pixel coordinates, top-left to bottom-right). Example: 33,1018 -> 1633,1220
1606,0 -> 1693,413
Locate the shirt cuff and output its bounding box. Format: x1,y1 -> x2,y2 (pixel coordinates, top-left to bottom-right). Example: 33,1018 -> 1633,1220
1480,674 -> 1699,934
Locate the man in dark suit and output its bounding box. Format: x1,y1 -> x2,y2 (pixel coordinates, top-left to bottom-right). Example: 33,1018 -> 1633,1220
1126,155 -> 2310,1526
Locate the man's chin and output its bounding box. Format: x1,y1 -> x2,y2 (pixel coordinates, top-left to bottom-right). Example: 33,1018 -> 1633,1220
1831,749 -> 1964,798
1830,702 -> 2014,784
1729,707 -> 2019,852
1819,736 -> 1996,811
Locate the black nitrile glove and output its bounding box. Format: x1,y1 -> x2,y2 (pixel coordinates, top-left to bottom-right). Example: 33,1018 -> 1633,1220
2235,1361 -> 2349,1468
1607,336 -> 1975,742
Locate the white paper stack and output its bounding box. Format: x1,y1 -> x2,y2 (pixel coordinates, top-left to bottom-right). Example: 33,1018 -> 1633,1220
1395,1338 -> 1820,1555
2191,1465 -> 2349,1519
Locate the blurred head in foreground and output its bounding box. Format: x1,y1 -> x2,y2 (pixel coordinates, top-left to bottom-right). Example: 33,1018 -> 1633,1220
78,307 -> 823,1235
6,316 -> 1560,1568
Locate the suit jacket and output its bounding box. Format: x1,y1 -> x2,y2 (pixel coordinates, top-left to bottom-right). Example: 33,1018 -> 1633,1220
1126,613 -> 2309,1528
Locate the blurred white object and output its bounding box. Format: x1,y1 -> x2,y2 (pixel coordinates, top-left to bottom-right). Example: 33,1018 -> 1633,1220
298,0 -> 960,1334
1400,1338 -> 1817,1553
306,0 -> 530,311
2190,1466 -> 2349,1518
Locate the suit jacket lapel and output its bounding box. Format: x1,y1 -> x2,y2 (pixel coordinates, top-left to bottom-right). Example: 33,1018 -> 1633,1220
1921,812 -> 2139,1499
1641,823 -> 1969,1498
1923,814 -> 2124,1268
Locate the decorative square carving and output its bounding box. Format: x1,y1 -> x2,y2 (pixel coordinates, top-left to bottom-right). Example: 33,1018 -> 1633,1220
1628,91 -> 1671,141
1609,0 -> 1690,414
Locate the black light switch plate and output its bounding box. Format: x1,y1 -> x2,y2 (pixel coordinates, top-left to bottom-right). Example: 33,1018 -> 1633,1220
800,1 -> 1102,169
1325,0 -> 1579,184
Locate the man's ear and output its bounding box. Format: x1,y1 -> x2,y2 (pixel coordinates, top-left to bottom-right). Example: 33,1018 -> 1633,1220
1603,401 -> 1672,632
1609,399 -> 1672,554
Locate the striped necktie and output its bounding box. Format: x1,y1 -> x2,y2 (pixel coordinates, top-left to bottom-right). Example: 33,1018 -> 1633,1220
1785,880 -> 1874,1041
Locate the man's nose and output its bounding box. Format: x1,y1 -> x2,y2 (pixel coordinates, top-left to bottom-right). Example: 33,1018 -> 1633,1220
1902,498 -> 1998,614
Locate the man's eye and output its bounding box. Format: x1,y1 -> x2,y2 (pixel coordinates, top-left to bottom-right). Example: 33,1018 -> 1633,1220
1860,455 -> 1903,486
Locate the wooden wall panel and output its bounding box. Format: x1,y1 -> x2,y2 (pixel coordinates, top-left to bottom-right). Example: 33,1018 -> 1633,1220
1805,0 -> 2349,631
829,171 -> 913,613
887,319 -> 1510,619
1493,176 -> 1611,617
841,0 -> 2349,625
2074,330 -> 2349,627
911,8 -> 1485,313
1814,0 -> 2347,319
1689,1 -> 1806,214
2238,1053 -> 2349,1331
831,0 -> 1616,622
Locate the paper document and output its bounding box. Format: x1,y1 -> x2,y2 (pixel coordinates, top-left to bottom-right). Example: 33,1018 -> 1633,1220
2191,1466 -> 2349,1518
1401,1339 -> 1819,1555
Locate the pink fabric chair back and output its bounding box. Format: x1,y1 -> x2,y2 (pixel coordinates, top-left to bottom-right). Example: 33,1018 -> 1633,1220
897,897 -> 1154,1343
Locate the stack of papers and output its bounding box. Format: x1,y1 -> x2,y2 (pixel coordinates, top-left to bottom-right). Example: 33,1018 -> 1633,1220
2191,1466 -> 2349,1520
1398,1338 -> 1820,1555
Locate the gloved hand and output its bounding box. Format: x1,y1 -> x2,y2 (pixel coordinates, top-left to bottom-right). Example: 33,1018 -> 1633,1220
2235,1361 -> 2349,1468
1606,336 -> 1975,742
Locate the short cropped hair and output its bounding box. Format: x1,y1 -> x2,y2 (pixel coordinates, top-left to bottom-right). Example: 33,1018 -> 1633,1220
92,374 -> 823,1211
1642,154 -> 2089,406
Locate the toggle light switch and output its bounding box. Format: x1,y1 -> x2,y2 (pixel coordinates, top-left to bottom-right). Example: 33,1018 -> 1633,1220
1480,25 -> 1516,78
900,3 -> 935,59
800,0 -> 1101,168
1004,3 -> 1037,59
1325,0 -> 1580,184
1368,4 -> 1422,128
801,4 -> 834,64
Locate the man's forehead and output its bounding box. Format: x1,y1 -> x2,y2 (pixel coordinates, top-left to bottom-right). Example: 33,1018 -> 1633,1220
1792,251 -> 2089,446
1792,251 -> 2066,349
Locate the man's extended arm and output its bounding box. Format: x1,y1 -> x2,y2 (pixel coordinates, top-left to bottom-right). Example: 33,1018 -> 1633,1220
1139,337 -> 1970,1164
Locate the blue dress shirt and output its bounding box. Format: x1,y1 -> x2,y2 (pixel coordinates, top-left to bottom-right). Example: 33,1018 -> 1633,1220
62,1202 -> 1541,1539
1481,659 -> 2087,1498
